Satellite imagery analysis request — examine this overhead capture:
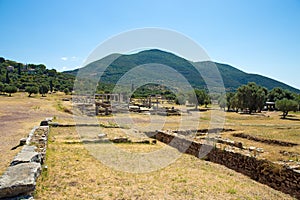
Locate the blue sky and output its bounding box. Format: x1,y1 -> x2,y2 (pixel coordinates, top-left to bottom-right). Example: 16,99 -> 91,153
0,0 -> 299,89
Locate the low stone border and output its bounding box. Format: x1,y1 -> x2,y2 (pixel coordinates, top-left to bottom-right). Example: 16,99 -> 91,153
172,128 -> 235,136
280,150 -> 300,158
0,119 -> 51,199
49,123 -> 120,128
232,133 -> 298,147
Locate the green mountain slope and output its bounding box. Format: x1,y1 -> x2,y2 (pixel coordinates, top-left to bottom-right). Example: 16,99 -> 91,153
64,49 -> 300,93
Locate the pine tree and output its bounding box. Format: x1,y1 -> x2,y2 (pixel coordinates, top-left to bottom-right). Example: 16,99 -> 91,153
5,71 -> 10,84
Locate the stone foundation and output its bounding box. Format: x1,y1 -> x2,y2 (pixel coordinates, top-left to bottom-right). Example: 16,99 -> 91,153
150,130 -> 300,199
233,132 -> 298,147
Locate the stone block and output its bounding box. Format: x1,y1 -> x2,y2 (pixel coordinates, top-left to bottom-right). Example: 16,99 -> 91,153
19,138 -> 27,146
112,137 -> 130,143
45,117 -> 53,122
0,163 -> 41,198
98,133 -> 107,138
21,145 -> 36,152
39,121 -> 48,126
10,151 -> 41,166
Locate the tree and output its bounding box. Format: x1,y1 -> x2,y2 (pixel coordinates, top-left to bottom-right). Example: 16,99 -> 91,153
5,71 -> 10,84
218,96 -> 226,111
49,79 -> 54,92
47,69 -> 57,77
204,95 -> 211,108
39,84 -> 49,97
175,92 -> 186,105
210,93 -> 221,101
235,82 -> 267,114
63,88 -> 70,95
276,99 -> 298,119
226,92 -> 235,111
282,89 -> 294,100
25,86 -> 39,97
218,92 -> 237,111
268,87 -> 294,102
256,87 -> 268,112
17,64 -> 21,75
4,85 -> 17,96
0,57 -> 5,63
0,82 -> 4,93
230,94 -> 239,112
296,94 -> 300,111
163,90 -> 176,100
188,89 -> 209,109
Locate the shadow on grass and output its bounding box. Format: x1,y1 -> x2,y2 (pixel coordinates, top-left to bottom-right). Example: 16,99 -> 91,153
281,117 -> 300,121
0,94 -> 13,97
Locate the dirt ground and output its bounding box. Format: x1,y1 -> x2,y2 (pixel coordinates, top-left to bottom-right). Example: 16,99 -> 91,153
0,92 -> 72,175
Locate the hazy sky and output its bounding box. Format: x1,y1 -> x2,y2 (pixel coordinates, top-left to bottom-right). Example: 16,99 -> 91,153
0,0 -> 299,89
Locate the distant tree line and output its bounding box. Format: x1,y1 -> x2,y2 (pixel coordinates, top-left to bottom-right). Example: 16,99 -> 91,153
97,81 -> 297,118
217,82 -> 300,118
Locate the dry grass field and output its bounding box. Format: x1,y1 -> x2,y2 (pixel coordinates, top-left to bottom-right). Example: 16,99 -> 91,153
1,92 -> 299,199
223,111 -> 300,162
34,127 -> 294,200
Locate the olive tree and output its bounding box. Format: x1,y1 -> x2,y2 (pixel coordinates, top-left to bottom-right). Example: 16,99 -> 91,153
25,86 -> 39,97
4,85 -> 17,96
276,99 -> 298,119
235,82 -> 267,114
39,84 -> 49,97
188,89 -> 210,109
218,96 -> 226,111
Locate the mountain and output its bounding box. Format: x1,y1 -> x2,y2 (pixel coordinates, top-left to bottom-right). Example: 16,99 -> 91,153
64,49 -> 300,93
196,61 -> 300,93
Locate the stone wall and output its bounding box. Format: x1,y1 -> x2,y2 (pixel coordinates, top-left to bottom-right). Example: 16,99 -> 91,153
150,131 -> 300,199
233,132 -> 298,147
0,120 -> 50,199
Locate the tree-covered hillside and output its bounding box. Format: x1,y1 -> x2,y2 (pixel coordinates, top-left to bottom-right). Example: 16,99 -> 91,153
208,62 -> 300,93
0,57 -> 74,93
65,49 -> 300,94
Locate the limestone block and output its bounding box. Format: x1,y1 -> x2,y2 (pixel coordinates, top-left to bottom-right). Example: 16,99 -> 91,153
10,151 -> 41,166
0,163 -> 41,198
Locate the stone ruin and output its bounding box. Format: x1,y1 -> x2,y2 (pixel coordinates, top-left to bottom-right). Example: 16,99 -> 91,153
1,119 -> 299,199
73,94 -> 181,116
146,130 -> 300,199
